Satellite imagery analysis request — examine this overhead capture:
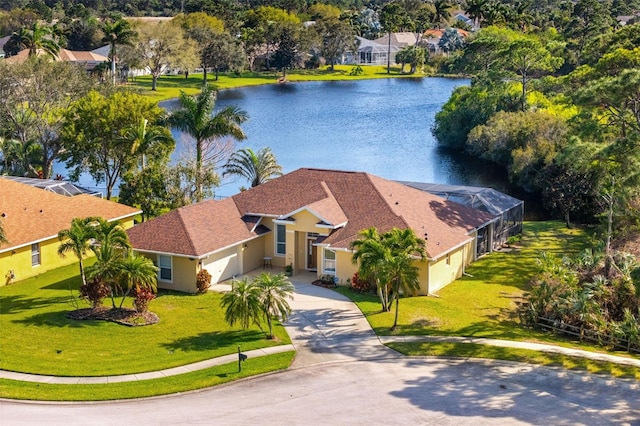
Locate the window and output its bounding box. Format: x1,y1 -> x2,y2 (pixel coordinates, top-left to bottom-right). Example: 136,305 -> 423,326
275,224 -> 286,256
158,255 -> 172,282
31,243 -> 40,267
323,249 -> 336,273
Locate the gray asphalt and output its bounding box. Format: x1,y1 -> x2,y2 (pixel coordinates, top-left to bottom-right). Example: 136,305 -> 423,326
1,279 -> 639,425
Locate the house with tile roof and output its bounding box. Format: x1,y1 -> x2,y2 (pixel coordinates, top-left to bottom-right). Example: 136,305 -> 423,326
0,177 -> 140,285
128,168 -> 495,294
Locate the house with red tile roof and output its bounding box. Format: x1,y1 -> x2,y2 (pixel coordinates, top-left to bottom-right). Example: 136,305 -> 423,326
0,177 -> 140,285
128,168 -> 496,294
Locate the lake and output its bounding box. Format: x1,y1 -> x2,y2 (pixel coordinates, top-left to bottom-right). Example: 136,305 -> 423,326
62,77 -> 544,218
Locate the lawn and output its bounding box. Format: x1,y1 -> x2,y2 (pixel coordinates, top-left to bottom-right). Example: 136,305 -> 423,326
336,221 -> 590,339
129,65 -> 432,102
0,263 -> 290,377
0,352 -> 294,401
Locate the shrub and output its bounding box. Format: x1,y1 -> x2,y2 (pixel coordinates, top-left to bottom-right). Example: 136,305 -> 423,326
134,287 -> 156,313
196,269 -> 212,294
79,277 -> 110,309
350,272 -> 374,293
319,274 -> 336,286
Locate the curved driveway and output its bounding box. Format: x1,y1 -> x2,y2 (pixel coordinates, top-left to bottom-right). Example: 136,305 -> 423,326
1,281 -> 639,425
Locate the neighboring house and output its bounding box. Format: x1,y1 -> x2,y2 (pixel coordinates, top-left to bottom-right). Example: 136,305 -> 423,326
4,48 -> 109,70
128,168 -> 495,295
0,177 -> 140,285
422,28 -> 469,54
617,14 -> 640,26
357,32 -> 417,65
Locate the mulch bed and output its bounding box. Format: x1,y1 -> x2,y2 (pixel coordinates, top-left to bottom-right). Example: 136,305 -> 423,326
311,280 -> 337,289
66,307 -> 159,327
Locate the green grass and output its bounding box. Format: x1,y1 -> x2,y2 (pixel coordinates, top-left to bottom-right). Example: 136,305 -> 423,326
0,263 -> 290,376
388,342 -> 640,380
129,65 -> 431,102
0,352 -> 294,401
337,221 -> 640,367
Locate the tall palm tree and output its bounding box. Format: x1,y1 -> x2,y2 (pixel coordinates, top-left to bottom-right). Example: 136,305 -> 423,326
383,228 -> 426,330
165,85 -> 248,202
431,0 -> 452,28
122,118 -> 174,170
223,147 -> 283,188
351,227 -> 392,312
13,22 -> 60,58
87,218 -> 132,308
58,217 -> 100,289
254,272 -> 294,339
102,19 -> 137,85
116,254 -> 158,308
221,278 -> 263,331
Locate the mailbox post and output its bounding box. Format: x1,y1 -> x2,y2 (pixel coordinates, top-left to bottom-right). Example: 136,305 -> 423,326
238,346 -> 247,372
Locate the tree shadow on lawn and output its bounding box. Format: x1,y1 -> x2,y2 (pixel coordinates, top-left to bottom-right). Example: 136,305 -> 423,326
42,276 -> 80,291
0,295 -> 74,315
161,330 -> 266,353
12,309 -> 96,328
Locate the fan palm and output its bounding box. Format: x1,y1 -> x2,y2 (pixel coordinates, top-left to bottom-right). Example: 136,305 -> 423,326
223,147 -> 283,188
13,22 -> 60,58
254,272 -> 295,339
58,217 -> 100,289
116,254 -> 158,308
102,18 -> 137,84
221,278 -> 263,331
165,85 -> 248,202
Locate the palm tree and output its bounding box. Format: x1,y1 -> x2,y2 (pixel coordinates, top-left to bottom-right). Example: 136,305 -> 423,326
122,118 -> 174,170
351,227 -> 392,312
254,272 -> 295,339
13,22 -> 60,58
0,139 -> 42,177
58,217 -> 100,289
102,19 -> 137,85
382,228 -> 426,330
221,278 -> 263,331
431,0 -> 452,28
165,85 -> 248,202
223,147 -> 283,188
87,218 -> 132,308
116,254 -> 158,308
464,0 -> 489,28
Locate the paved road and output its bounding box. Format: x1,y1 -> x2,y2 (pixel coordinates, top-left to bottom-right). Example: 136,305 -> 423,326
1,280 -> 640,425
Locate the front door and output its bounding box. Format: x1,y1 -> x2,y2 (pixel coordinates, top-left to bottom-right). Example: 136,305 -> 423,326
307,239 -> 317,270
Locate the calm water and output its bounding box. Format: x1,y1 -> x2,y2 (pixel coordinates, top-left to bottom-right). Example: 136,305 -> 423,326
62,78 -> 543,218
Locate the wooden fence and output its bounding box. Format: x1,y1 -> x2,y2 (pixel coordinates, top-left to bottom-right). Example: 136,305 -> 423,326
536,316 -> 640,355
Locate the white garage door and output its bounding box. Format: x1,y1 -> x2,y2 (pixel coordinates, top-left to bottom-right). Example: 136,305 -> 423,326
203,247 -> 240,283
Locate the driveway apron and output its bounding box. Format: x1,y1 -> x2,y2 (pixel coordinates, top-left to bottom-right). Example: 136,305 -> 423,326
284,281 -> 400,367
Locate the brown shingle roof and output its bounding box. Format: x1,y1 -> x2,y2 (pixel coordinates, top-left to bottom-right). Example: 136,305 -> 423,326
127,168 -> 495,259
0,178 -> 140,252
127,198 -> 257,257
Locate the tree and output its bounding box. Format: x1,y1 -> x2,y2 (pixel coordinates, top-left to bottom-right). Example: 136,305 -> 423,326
62,90 -> 165,199
133,21 -> 198,91
165,85 -> 248,202
0,58 -> 95,179
0,138 -> 42,177
116,253 -> 158,308
382,228 -> 426,330
465,0 -> 489,28
165,160 -> 221,207
351,227 -> 392,312
431,0 -> 452,28
563,0 -> 613,67
221,277 -> 263,331
315,18 -> 355,71
272,27 -> 299,78
438,28 -> 465,54
254,272 -> 294,339
57,217 -> 100,289
119,163 -> 171,222
12,22 -> 60,58
121,118 -> 174,171
101,18 -> 137,85
173,12 -> 225,82
379,2 -> 407,74
223,147 -> 283,188
201,32 -> 246,82
86,218 -> 131,309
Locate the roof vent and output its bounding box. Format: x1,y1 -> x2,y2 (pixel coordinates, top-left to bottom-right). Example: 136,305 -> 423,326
1,212 -> 5,217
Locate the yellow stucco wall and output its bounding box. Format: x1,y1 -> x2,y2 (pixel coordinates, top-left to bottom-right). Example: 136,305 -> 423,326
137,252 -> 198,293
0,218 -> 136,286
426,241 -> 474,294
242,237 -> 266,273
